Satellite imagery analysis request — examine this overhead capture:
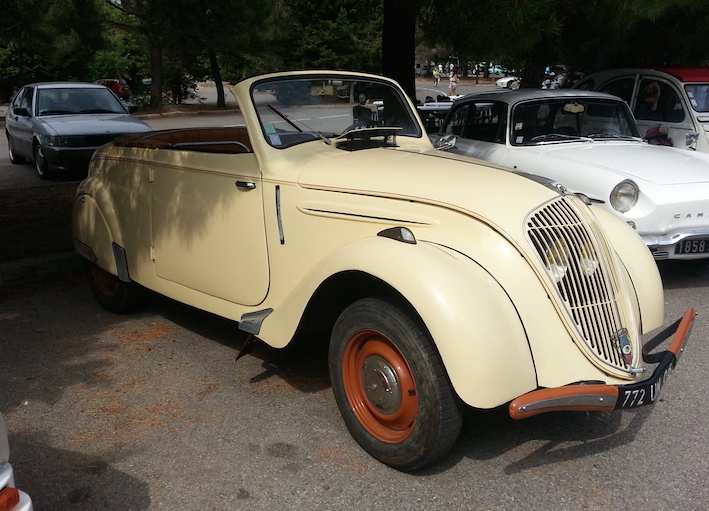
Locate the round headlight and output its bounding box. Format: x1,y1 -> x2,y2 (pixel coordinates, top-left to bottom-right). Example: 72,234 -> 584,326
610,180 -> 639,212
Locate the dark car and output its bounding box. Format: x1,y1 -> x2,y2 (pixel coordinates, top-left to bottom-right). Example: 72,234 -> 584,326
4,82 -> 152,179
94,78 -> 132,99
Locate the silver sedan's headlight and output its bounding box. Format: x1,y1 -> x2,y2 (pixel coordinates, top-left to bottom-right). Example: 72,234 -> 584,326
610,180 -> 639,212
38,133 -> 88,147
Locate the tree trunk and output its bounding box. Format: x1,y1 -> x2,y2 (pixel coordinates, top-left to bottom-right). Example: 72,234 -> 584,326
382,0 -> 418,102
207,47 -> 225,108
149,42 -> 163,109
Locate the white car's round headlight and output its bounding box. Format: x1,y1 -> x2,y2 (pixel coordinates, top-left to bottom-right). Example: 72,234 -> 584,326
610,180 -> 639,212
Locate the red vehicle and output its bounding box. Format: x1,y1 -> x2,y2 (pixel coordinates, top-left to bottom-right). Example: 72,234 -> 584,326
93,78 -> 131,99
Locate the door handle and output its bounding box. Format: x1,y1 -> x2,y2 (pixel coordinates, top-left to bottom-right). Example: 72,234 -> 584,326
236,181 -> 257,190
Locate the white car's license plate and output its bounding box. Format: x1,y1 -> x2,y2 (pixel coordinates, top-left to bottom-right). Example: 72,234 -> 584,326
675,238 -> 709,254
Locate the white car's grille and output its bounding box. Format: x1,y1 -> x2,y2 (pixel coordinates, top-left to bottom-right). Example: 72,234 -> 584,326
526,197 -> 630,372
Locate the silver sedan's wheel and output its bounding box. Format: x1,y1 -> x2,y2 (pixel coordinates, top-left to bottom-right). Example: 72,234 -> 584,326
34,143 -> 51,179
7,133 -> 26,164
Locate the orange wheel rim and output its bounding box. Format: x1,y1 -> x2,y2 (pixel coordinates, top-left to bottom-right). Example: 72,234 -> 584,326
91,265 -> 120,297
341,329 -> 418,443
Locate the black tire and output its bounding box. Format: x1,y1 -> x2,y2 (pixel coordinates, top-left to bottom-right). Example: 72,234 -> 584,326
329,297 -> 463,471
34,142 -> 52,179
7,133 -> 25,164
85,261 -> 145,314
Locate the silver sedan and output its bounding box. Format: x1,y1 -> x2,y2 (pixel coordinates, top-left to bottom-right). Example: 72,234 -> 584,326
4,82 -> 151,179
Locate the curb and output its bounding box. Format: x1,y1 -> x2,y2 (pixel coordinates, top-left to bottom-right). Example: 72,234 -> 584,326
0,252 -> 82,286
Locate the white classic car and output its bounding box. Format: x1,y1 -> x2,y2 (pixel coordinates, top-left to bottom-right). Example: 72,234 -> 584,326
432,89 -> 709,260
72,70 -> 694,470
574,67 -> 709,153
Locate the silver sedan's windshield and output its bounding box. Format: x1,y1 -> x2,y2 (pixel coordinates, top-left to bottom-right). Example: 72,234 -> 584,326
511,98 -> 642,146
36,87 -> 127,116
252,77 -> 421,148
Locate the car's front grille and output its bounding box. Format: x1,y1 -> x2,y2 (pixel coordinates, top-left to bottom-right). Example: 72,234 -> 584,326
526,196 -> 631,373
85,134 -> 121,147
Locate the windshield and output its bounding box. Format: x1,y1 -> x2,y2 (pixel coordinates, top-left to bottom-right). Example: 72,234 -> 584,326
684,84 -> 709,112
511,98 -> 641,145
37,87 -> 127,116
252,76 -> 421,148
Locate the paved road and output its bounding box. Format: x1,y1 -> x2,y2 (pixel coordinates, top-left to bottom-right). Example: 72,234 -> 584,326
1,262 -> 707,510
1,79 -> 708,510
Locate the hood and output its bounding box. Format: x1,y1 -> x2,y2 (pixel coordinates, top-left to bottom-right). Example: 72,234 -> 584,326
536,141 -> 709,185
297,146 -> 560,230
39,114 -> 151,136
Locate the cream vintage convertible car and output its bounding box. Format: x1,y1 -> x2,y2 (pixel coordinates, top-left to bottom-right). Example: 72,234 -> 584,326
72,70 -> 695,471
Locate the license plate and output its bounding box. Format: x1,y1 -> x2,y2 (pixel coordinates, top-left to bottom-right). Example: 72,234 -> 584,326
675,238 -> 709,254
616,358 -> 675,409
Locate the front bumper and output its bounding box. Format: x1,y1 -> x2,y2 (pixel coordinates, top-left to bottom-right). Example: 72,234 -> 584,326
509,307 -> 695,419
42,145 -> 97,172
644,231 -> 709,260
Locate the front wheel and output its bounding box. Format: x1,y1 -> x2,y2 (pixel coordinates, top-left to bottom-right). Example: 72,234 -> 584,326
34,143 -> 52,179
329,297 -> 463,471
85,261 -> 145,313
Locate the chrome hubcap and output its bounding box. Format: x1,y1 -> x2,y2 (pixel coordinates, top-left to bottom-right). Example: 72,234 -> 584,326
362,355 -> 401,414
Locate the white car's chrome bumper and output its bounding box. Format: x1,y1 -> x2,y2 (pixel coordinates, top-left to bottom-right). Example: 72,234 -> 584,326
642,229 -> 709,260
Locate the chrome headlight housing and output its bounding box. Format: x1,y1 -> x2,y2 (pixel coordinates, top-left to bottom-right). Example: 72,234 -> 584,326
610,180 -> 639,212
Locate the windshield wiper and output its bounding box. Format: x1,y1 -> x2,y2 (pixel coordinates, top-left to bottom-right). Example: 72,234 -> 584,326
40,110 -> 76,115
267,104 -> 331,145
530,133 -> 592,142
586,133 -> 641,140
80,109 -> 120,114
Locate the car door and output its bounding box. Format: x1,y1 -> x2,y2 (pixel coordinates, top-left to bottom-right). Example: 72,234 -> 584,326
632,76 -> 695,148
598,74 -> 695,149
6,86 -> 35,159
444,101 -> 510,164
149,150 -> 270,306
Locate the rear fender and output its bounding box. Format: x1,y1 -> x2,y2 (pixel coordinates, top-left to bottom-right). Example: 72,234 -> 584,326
72,180 -> 125,277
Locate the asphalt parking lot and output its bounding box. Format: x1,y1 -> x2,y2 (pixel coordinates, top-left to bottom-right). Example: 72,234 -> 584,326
1,80 -> 708,510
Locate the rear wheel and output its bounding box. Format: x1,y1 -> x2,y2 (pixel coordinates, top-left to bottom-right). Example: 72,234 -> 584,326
34,143 -> 52,179
329,297 -> 463,471
85,261 -> 145,313
7,133 -> 25,164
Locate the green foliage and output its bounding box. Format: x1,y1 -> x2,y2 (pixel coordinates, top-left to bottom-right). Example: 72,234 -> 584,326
1,0 -> 708,103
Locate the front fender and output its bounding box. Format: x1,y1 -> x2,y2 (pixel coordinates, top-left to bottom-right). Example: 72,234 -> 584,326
258,235 -> 537,408
590,206 -> 664,333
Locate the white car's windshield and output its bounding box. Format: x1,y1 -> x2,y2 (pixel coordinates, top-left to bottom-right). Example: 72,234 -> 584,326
511,98 -> 641,145
37,87 -> 127,116
252,76 -> 421,148
684,84 -> 709,112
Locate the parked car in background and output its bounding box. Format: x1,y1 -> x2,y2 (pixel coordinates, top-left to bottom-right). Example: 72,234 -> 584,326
5,82 -> 152,179
93,78 -> 131,99
574,67 -> 709,152
495,76 -> 521,89
0,413 -> 33,511
73,70 -> 693,471
431,89 -> 709,260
